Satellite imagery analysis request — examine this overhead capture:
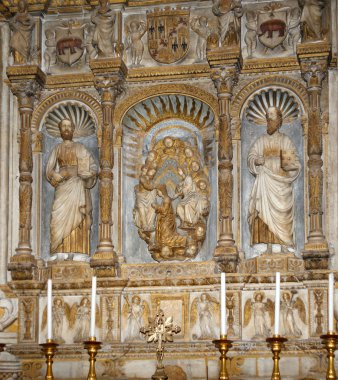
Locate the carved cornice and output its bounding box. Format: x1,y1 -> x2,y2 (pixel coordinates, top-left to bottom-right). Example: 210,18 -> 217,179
6,65 -> 45,85
113,83 -> 219,129
31,90 -> 102,132
296,42 -> 331,60
45,74 -> 94,89
127,64 -> 211,82
207,46 -> 242,69
89,57 -> 127,77
242,57 -> 300,73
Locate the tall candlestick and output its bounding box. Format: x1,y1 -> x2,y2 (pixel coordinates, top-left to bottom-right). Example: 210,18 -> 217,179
329,273 -> 334,333
47,279 -> 52,341
221,272 -> 227,337
274,272 -> 281,336
90,276 -> 97,338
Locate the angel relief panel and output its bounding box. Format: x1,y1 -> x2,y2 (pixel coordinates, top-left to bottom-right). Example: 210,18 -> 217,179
121,295 -> 150,342
122,95 -> 216,263
190,293 -> 219,340
41,296 -> 101,344
243,291 -> 274,340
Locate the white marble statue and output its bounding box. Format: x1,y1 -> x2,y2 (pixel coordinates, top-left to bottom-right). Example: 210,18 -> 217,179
299,0 -> 326,41
133,166 -> 157,231
247,106 -> 301,252
91,0 -> 116,57
244,11 -> 257,58
125,20 -> 147,66
9,0 -> 35,64
46,119 -> 98,256
190,16 -> 211,62
212,0 -> 242,46
176,171 -> 209,227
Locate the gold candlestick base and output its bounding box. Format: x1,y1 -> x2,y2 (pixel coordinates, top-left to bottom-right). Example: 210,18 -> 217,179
320,332 -> 338,380
213,335 -> 233,380
266,335 -> 287,380
40,340 -> 59,380
84,337 -> 102,380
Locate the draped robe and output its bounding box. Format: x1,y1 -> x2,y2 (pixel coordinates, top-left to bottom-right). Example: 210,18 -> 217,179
247,131 -> 301,246
46,141 -> 97,254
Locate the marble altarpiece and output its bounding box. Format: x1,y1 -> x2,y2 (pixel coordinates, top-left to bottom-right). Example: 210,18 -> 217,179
0,0 -> 337,379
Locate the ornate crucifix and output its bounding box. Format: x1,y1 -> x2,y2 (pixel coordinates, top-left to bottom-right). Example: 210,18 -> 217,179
140,309 -> 181,380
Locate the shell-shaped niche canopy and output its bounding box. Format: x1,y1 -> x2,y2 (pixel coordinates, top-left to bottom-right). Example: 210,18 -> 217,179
245,89 -> 300,125
44,103 -> 96,138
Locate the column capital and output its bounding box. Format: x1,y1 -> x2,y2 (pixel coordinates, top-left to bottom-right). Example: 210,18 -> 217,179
93,75 -> 125,102
297,42 -> 331,88
211,67 -> 239,95
6,65 -> 45,107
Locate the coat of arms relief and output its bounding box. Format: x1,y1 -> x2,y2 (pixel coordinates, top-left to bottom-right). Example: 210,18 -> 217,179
147,7 -> 190,64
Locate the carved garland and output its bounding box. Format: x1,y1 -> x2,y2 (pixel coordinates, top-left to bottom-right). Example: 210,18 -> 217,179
31,90 -> 103,134
231,75 -> 308,135
113,84 -> 219,132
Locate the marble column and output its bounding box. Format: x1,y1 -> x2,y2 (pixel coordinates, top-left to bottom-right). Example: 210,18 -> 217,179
298,43 -> 330,269
6,66 -> 44,280
211,67 -> 239,272
90,58 -> 126,277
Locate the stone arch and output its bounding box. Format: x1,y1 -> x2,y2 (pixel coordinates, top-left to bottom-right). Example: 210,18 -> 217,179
231,75 -> 308,137
31,90 -> 102,133
113,83 -> 219,133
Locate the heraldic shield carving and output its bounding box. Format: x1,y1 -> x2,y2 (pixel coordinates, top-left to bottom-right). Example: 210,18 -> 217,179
257,4 -> 288,51
133,137 -> 211,262
55,20 -> 85,66
147,7 -> 190,64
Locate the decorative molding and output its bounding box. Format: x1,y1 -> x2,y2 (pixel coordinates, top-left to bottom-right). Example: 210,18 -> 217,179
231,75 -> 308,124
126,64 -> 211,82
31,90 -> 102,133
113,83 -> 219,130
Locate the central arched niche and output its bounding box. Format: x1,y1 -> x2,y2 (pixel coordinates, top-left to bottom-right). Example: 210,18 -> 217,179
240,88 -> 305,258
122,94 -> 217,263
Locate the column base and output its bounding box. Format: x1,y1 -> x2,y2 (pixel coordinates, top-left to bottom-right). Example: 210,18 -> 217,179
213,245 -> 238,273
239,253 -> 304,274
302,242 -> 330,270
7,253 -> 37,281
90,250 -> 117,277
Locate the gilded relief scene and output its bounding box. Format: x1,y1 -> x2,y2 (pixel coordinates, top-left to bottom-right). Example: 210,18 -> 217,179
0,0 -> 338,379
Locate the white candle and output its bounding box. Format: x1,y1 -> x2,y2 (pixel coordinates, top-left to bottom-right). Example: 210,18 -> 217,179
274,272 -> 281,336
220,272 -> 227,337
90,276 -> 97,338
328,272 -> 334,333
47,279 -> 52,341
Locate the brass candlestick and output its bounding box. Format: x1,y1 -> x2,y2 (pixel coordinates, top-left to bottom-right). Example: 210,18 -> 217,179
266,335 -> 287,380
84,337 -> 102,380
40,340 -> 59,380
212,335 -> 233,380
320,333 -> 338,380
